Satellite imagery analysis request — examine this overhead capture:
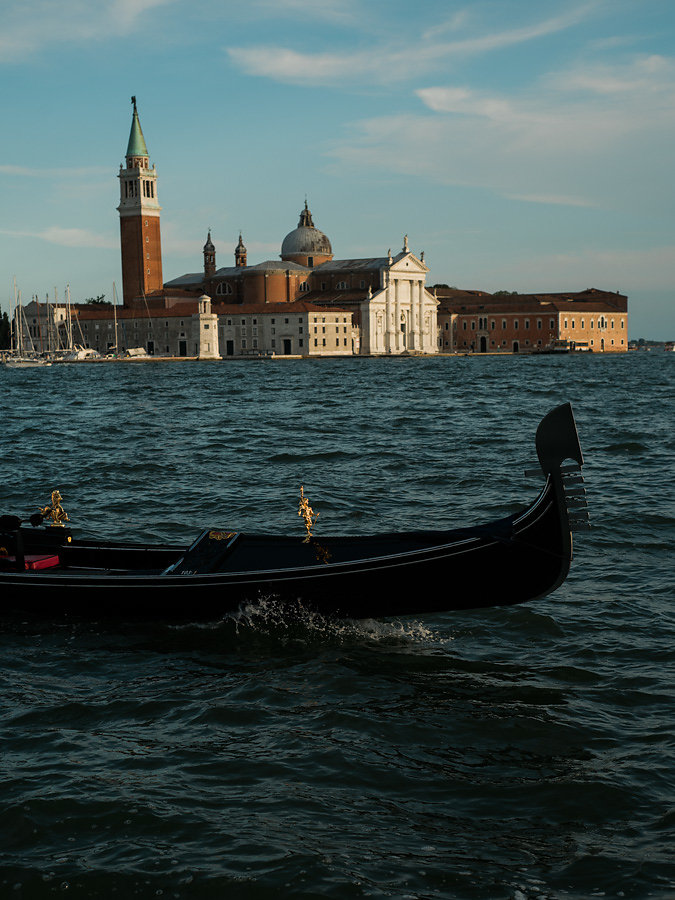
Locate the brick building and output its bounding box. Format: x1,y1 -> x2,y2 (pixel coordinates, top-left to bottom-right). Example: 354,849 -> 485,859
436,288 -> 628,353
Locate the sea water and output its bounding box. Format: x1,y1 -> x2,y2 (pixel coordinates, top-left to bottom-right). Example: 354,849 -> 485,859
0,352 -> 673,898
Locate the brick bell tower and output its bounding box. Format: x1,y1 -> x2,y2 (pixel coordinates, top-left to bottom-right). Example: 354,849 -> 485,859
118,97 -> 163,306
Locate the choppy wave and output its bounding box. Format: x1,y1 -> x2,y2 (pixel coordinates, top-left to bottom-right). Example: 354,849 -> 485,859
1,352 -> 674,898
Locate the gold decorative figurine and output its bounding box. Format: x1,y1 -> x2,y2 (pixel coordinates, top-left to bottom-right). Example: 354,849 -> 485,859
298,486 -> 319,543
39,490 -> 70,528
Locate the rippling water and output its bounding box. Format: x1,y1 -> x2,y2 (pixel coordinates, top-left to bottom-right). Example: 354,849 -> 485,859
1,353 -> 673,898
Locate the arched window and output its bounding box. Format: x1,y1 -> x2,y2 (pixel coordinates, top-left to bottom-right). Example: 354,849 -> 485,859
336,281 -> 348,290
299,282 -> 309,293
217,283 -> 233,296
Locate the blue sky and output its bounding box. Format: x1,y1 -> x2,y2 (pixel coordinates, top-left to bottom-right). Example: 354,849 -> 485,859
1,0 -> 673,338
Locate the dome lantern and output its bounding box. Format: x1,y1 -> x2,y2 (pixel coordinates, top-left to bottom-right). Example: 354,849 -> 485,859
280,201 -> 333,267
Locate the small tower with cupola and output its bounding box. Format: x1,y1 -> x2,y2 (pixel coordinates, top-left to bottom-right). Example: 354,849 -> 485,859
235,233 -> 247,268
117,97 -> 163,306
203,231 -> 216,278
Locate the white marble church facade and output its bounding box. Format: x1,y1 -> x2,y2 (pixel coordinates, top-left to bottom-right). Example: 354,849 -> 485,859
359,248 -> 437,355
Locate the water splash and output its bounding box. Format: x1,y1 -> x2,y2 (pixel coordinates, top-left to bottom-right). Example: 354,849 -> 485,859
174,594 -> 442,649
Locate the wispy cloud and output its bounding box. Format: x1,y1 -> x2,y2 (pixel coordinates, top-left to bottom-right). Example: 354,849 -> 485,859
227,3 -> 601,86
504,193 -> 598,208
249,0 -> 360,25
544,53 -> 675,94
0,0 -> 176,61
422,9 -> 472,41
0,164 -> 108,178
329,54 -> 675,211
161,223 -> 278,262
496,245 -> 675,293
0,227 -> 117,249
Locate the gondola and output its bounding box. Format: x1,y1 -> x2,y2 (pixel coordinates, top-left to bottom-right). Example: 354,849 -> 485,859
0,403 -> 588,620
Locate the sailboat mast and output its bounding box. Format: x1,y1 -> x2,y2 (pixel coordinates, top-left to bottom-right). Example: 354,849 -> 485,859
112,282 -> 119,354
66,284 -> 73,350
10,277 -> 17,353
17,289 -> 23,355
36,294 -> 44,354
54,286 -> 63,349
20,294 -> 35,353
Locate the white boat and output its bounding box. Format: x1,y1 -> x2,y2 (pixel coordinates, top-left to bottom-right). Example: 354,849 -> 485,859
58,346 -> 101,362
2,355 -> 52,368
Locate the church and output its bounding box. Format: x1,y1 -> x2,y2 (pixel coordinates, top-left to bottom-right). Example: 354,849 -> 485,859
47,99 -> 625,359
111,98 -> 439,358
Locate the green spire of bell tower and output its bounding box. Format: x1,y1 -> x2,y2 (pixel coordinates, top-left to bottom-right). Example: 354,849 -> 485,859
126,96 -> 149,159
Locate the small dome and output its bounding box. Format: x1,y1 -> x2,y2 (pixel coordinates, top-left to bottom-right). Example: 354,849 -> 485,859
281,201 -> 332,260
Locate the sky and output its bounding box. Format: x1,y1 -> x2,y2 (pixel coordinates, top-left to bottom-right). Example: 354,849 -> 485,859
1,0 -> 673,339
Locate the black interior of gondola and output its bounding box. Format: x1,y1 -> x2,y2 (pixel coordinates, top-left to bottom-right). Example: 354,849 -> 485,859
0,514 -> 517,575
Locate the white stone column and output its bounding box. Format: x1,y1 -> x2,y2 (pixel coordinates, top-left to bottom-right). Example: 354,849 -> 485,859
385,272 -> 394,353
394,278 -> 401,352
410,280 -> 419,350
418,281 -> 425,351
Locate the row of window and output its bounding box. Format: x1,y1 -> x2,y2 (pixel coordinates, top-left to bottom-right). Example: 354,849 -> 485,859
241,339 -> 304,350
224,326 -> 304,336
213,279 -> 370,294
78,316 -> 344,332
222,317 -> 304,327
315,338 -> 349,347
462,318 -> 555,332
453,337 -> 625,348
563,317 -> 624,329
455,316 -> 626,332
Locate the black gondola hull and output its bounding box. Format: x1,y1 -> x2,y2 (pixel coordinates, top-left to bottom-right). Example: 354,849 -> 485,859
0,404 -> 585,621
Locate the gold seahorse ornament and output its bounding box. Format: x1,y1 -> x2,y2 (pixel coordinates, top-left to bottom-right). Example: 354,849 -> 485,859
39,489 -> 70,528
298,485 -> 319,544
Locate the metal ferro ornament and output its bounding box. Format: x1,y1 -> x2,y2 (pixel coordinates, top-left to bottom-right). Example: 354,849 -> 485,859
298,486 -> 319,543
39,490 -> 70,528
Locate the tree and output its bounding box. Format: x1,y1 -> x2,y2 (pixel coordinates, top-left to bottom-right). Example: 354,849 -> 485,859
493,290 -> 518,296
0,312 -> 10,350
84,295 -> 111,306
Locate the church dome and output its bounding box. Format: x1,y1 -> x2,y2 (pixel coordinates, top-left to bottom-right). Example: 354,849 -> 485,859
281,201 -> 332,262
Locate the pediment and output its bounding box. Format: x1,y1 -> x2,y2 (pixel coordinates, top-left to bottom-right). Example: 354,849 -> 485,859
390,252 -> 428,274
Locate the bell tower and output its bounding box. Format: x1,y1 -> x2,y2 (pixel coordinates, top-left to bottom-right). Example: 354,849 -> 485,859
117,97 -> 163,306
203,231 -> 216,278
235,233 -> 247,268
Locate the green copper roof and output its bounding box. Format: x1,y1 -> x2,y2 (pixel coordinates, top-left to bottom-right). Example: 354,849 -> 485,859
126,102 -> 149,158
